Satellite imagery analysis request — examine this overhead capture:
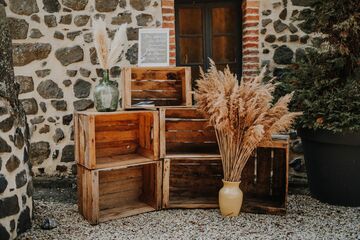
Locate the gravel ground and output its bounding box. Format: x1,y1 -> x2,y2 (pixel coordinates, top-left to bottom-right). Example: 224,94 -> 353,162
18,192 -> 360,240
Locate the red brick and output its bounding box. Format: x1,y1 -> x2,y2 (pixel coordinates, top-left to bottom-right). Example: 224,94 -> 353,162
243,49 -> 259,55
244,0 -> 260,8
170,59 -> 176,66
244,8 -> 259,15
243,64 -> 259,70
243,57 -> 259,63
162,8 -> 174,14
243,43 -> 259,49
243,71 -> 259,76
162,0 -> 174,7
243,29 -> 259,36
169,52 -> 176,57
163,16 -> 175,21
243,22 -> 259,28
243,36 -> 259,42
244,15 -> 259,22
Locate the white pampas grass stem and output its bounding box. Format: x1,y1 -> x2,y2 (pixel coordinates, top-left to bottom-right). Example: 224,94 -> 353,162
108,23 -> 128,67
93,18 -> 110,69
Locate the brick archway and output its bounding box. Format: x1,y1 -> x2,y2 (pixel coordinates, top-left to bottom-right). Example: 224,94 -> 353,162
161,0 -> 260,79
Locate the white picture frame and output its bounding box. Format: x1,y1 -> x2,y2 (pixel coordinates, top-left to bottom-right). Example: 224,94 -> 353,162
138,28 -> 170,67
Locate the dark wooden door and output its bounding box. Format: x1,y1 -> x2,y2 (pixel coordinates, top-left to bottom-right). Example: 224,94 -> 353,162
175,0 -> 242,83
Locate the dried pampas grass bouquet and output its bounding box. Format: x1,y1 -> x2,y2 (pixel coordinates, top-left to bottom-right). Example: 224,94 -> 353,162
91,18 -> 128,112
195,61 -> 301,182
92,18 -> 128,70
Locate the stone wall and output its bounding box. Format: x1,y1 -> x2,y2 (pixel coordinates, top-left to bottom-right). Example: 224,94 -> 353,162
260,0 -> 314,74
5,0 -> 162,175
0,2 -> 32,239
2,0 -> 313,176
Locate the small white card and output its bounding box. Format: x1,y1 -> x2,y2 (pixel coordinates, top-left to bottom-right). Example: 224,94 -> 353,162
138,28 -> 170,67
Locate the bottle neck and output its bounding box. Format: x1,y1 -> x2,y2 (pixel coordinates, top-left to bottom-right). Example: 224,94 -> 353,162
103,69 -> 110,83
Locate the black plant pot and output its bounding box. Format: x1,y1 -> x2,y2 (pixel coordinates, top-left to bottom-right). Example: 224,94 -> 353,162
298,129 -> 360,206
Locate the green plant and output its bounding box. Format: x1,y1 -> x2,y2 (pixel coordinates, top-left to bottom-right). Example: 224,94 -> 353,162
279,0 -> 360,132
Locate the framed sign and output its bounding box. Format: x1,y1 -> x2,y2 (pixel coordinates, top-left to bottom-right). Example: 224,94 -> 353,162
138,28 -> 170,67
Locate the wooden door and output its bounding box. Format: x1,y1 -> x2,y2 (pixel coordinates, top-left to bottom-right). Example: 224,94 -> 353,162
175,0 -> 242,84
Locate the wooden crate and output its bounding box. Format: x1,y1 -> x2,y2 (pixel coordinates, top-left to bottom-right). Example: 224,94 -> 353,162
162,140 -> 289,214
75,111 -> 159,169
159,107 -> 220,159
122,67 -> 192,109
77,160 -> 162,224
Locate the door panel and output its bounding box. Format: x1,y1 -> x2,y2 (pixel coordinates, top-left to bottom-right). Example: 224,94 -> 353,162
178,8 -> 203,35
179,37 -> 204,65
212,36 -> 237,63
212,7 -> 237,34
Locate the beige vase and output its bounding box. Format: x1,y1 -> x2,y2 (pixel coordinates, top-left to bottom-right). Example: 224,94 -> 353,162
219,180 -> 243,217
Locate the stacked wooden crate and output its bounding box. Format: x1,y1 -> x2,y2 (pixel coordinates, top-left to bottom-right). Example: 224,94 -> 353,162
159,108 -> 289,214
75,111 -> 162,224
76,67 -> 289,225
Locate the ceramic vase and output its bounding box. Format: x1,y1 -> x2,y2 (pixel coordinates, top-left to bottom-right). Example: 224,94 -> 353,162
219,180 -> 243,217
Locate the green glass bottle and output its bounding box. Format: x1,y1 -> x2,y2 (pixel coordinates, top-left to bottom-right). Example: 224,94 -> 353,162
93,70 -> 119,112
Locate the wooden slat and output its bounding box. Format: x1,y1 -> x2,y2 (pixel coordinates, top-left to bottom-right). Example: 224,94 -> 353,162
95,121 -> 139,132
131,99 -> 183,107
123,67 -> 132,109
141,163 -> 155,206
99,188 -> 143,210
165,131 -> 217,143
95,113 -> 139,124
77,166 -> 99,225
170,177 -> 222,187
99,166 -> 143,184
159,109 -> 166,159
95,129 -> 139,143
272,148 -> 286,200
96,141 -> 138,158
184,67 -> 192,106
165,108 -> 205,119
96,154 -> 153,169
166,120 -> 210,130
162,159 -> 170,208
166,142 -> 219,155
131,80 -> 182,90
241,154 -> 256,194
99,177 -> 143,196
152,111 -> 160,160
131,90 -> 182,99
87,115 -> 96,169
131,69 -> 183,81
165,153 -> 221,159
99,202 -> 155,222
255,148 -> 272,197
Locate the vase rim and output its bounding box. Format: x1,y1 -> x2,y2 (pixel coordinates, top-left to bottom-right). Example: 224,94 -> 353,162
222,179 -> 241,184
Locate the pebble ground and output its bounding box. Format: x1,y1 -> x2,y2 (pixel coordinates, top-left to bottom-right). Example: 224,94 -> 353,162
18,193 -> 360,240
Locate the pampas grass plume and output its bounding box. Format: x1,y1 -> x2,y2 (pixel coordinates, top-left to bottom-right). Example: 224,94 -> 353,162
195,61 -> 301,182
92,18 -> 128,70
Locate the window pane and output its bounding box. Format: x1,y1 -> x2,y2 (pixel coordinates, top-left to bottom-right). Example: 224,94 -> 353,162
179,37 -> 203,64
212,36 -> 237,63
212,7 -> 237,34
179,8 -> 203,35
